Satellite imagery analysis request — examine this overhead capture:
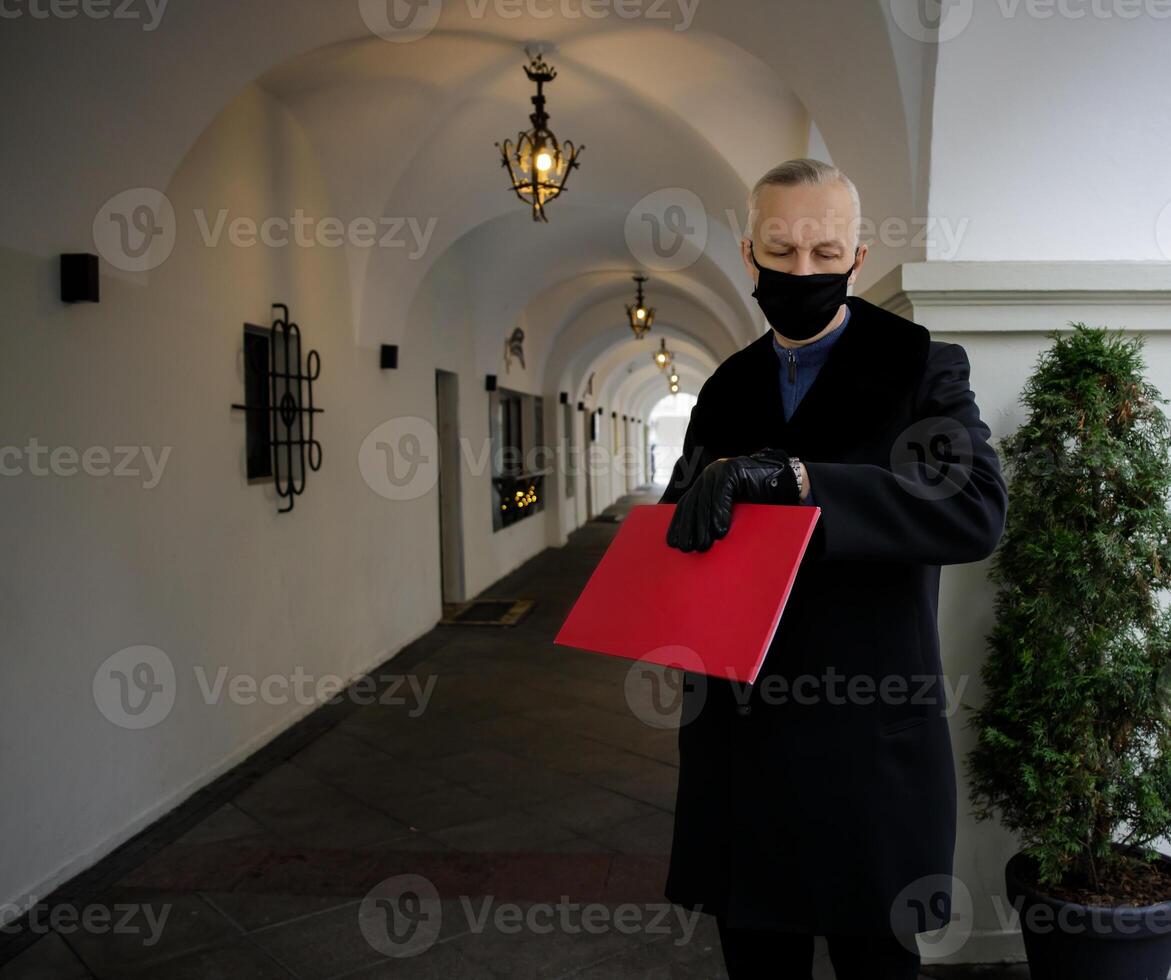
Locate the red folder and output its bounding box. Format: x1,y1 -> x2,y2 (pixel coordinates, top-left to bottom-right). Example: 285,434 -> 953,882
554,502 -> 820,684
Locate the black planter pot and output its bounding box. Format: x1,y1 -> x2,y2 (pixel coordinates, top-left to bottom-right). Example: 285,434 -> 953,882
1004,847 -> 1171,980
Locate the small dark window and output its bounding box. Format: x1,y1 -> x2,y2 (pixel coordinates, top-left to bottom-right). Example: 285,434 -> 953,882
490,386 -> 546,531
242,325 -> 273,482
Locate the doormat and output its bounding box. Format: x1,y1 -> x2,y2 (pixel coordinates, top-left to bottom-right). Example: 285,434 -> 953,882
439,598 -> 535,626
590,514 -> 624,523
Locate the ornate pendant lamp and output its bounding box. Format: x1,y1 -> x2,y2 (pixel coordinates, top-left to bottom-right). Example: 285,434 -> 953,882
495,50 -> 584,223
652,336 -> 673,370
625,274 -> 654,339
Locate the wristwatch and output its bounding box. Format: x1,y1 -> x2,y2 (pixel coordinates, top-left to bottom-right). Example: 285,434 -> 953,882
788,456 -> 803,499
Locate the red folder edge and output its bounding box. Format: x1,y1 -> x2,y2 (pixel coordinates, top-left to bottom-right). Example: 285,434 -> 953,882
553,502 -> 821,685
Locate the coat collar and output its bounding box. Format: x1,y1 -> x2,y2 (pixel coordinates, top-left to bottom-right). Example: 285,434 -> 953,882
736,295 -> 931,457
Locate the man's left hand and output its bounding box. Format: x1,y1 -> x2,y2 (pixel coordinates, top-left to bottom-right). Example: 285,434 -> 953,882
665,447 -> 800,553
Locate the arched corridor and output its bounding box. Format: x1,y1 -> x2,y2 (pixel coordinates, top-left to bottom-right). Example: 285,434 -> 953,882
4,1 -> 1171,976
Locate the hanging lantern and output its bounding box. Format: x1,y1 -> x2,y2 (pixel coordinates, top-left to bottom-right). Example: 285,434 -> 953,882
494,50 -> 584,223
668,368 -> 679,385
652,336 -> 673,370
625,274 -> 654,339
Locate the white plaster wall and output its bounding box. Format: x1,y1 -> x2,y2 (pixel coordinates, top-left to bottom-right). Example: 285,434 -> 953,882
0,84 -> 445,912
928,4 -> 1171,260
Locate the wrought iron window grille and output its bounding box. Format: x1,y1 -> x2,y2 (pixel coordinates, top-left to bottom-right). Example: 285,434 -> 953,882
231,303 -> 322,513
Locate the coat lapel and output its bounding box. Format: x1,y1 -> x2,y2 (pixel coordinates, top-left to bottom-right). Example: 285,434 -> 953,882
737,296 -> 932,458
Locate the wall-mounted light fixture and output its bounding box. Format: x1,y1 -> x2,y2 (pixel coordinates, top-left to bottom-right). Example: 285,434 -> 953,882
380,344 -> 398,369
60,253 -> 99,303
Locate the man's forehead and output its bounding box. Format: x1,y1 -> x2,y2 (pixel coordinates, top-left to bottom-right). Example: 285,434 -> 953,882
755,218 -> 851,248
752,183 -> 856,245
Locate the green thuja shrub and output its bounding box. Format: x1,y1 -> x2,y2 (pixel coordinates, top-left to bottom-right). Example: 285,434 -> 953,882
966,322 -> 1171,891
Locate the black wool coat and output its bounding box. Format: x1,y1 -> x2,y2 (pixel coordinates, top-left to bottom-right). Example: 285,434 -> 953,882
657,294 -> 1009,937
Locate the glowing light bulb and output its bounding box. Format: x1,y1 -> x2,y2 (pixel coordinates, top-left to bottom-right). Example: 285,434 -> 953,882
535,150 -> 553,172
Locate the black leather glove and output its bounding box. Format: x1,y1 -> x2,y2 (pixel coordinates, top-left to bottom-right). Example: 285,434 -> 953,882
665,447 -> 800,553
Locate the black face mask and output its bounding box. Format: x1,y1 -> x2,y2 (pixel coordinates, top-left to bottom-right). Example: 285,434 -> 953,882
749,242 -> 859,341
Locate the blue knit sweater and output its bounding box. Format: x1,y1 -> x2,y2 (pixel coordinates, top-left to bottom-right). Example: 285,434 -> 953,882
770,304 -> 853,507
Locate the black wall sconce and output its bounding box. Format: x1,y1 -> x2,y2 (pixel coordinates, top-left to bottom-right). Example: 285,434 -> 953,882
60,253 -> 99,303
559,391 -> 568,404
486,374 -> 498,391
577,401 -> 585,411
231,303 -> 323,514
380,344 -> 398,369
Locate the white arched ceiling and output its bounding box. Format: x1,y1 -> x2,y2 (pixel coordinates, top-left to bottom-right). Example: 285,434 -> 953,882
630,365 -> 709,421
425,207 -> 753,374
2,0 -> 918,420
616,360 -> 703,412
2,0 -> 918,264
588,332 -> 714,403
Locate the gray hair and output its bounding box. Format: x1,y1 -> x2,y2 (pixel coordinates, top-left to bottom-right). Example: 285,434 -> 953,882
748,158 -> 861,251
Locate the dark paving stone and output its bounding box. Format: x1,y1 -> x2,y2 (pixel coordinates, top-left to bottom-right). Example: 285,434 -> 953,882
231,763 -> 409,850
448,900 -> 651,980
337,715 -> 486,763
583,760 -> 681,812
119,938 -> 294,978
368,779 -> 502,833
582,811 -> 676,856
243,903 -> 391,979
230,846 -> 389,898
336,936 -> 496,978
118,841 -> 270,892
522,787 -> 659,836
570,919 -> 725,979
57,890 -> 237,976
200,892 -> 357,933
287,729 -> 453,817
246,899 -> 473,979
0,932 -> 92,979
428,748 -> 594,807
428,812 -> 581,853
175,803 -> 270,847
920,966 -> 1029,979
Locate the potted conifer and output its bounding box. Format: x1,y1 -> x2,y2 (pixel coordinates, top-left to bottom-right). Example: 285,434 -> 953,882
965,323 -> 1171,980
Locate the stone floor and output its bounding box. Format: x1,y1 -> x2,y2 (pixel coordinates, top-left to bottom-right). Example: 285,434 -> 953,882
0,488 -> 1030,979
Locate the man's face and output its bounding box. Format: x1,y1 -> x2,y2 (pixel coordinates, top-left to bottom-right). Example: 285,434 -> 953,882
740,180 -> 866,283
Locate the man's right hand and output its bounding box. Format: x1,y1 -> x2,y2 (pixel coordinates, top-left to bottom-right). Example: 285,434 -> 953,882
665,447 -> 800,553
